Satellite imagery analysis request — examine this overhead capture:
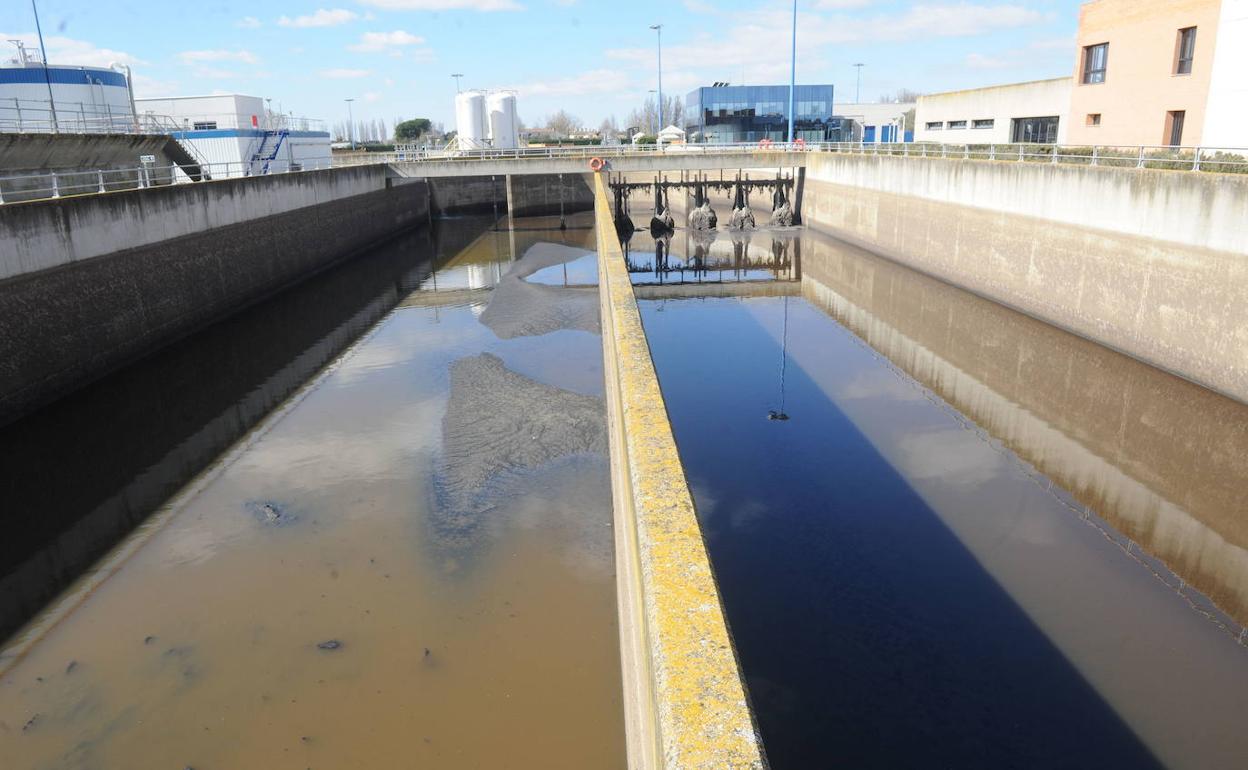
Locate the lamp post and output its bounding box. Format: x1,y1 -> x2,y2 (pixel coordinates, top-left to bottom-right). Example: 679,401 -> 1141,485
451,73 -> 464,93
853,63 -> 865,104
31,0 -> 57,132
344,98 -> 355,150
788,0 -> 797,143
648,89 -> 657,136
650,25 -> 663,134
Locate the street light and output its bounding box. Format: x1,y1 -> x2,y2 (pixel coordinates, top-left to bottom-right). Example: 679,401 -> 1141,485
788,0 -> 797,143
344,98 -> 355,150
31,0 -> 57,132
648,89 -> 657,136
650,25 -> 663,134
451,73 -> 464,93
853,63 -> 865,104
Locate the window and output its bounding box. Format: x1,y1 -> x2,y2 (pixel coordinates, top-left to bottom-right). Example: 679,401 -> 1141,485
1082,42 -> 1108,84
1176,27 -> 1197,75
192,120 -> 218,130
925,121 -> 943,131
1011,116 -> 1060,144
972,119 -> 995,129
1166,110 -> 1186,146
1086,113 -> 1102,127
947,120 -> 967,130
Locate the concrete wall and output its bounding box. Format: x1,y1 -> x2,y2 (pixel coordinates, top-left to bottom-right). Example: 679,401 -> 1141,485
802,152 -> 1248,403
0,167 -> 429,424
426,173 -> 594,218
0,132 -> 179,202
915,78 -> 1072,144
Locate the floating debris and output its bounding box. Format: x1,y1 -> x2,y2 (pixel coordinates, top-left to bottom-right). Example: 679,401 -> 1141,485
316,640 -> 342,651
245,500 -> 298,527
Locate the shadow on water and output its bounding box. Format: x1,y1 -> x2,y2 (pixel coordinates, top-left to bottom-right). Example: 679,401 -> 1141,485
640,296 -> 1166,769
0,217 -> 493,643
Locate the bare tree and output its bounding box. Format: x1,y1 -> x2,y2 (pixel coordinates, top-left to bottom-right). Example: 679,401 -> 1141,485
878,88 -> 923,104
545,109 -> 583,139
628,95 -> 684,135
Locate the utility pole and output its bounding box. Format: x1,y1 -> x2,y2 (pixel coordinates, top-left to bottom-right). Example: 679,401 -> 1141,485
344,98 -> 355,150
788,0 -> 797,143
451,73 -> 464,93
650,25 -> 663,134
853,63 -> 865,104
31,0 -> 57,132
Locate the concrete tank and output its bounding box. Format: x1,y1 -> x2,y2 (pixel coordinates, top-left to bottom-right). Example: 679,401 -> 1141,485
0,62 -> 135,133
487,91 -> 519,150
455,91 -> 489,150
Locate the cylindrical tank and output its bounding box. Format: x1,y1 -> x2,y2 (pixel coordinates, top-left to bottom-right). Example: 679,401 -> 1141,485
486,91 -> 518,150
454,90 -> 489,150
0,61 -> 135,132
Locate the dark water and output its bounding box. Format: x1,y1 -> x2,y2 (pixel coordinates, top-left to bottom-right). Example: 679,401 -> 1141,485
633,228 -> 1248,770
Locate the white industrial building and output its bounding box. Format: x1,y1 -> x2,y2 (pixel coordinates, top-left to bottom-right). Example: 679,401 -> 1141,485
832,102 -> 915,143
914,78 -> 1072,145
1,41 -> 136,132
135,94 -> 331,176
914,78 -> 1073,145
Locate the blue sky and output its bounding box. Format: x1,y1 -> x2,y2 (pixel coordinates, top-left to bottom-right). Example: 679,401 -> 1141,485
3,1 -> 1085,131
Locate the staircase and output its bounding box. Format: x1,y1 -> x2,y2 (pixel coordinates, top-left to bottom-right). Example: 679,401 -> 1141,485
249,130 -> 290,175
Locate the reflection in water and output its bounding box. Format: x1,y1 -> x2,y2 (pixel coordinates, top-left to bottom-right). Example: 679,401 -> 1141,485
0,214 -> 624,769
632,226 -> 1248,770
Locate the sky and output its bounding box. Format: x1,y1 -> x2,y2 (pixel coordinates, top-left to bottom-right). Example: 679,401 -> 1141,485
2,0 -> 1086,132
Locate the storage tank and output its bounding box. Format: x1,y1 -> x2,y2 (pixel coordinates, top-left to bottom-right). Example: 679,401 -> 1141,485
486,91 -> 519,150
1,43 -> 135,132
454,90 -> 489,150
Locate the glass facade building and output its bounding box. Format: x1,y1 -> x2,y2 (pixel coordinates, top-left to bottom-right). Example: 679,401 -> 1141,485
685,84 -> 836,143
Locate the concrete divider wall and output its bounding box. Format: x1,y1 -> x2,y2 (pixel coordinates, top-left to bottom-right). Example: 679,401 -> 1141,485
424,173 -> 593,217
1,165 -> 394,280
0,169 -> 428,424
594,174 -> 766,769
802,153 -> 1248,403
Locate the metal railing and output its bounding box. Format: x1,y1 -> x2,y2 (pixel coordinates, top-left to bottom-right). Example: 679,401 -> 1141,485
1,98 -> 328,135
6,139 -> 1245,206
0,157 -> 335,205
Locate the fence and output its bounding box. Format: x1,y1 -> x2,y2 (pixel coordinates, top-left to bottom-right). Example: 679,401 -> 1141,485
5,140 -> 1246,206
1,97 -> 327,135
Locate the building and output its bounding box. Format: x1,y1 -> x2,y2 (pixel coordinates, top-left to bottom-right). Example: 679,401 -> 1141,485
1068,0 -> 1247,147
1,41 -> 136,133
135,94 -> 331,177
685,84 -> 835,144
915,0 -> 1247,148
915,78 -> 1072,144
832,101 -> 916,143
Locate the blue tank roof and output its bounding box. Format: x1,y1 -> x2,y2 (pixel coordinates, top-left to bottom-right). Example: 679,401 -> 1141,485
0,66 -> 128,88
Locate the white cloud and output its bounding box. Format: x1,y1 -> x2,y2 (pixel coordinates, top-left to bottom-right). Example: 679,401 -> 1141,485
347,30 -> 425,52
178,49 -> 259,65
506,68 -> 630,97
320,68 -> 372,78
2,32 -> 145,67
278,9 -> 359,28
236,16 -> 262,28
358,0 -> 523,10
364,91 -> 382,102
966,52 -> 1009,69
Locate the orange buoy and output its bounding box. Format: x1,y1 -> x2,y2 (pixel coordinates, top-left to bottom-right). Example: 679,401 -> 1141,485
589,157 -> 605,172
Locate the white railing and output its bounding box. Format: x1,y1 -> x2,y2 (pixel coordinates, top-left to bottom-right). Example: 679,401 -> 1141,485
6,139 -> 1245,206
0,158 -> 335,205
1,98 -> 328,135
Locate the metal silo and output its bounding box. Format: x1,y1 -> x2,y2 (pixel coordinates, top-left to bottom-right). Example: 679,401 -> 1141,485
487,91 -> 519,150
455,90 -> 489,150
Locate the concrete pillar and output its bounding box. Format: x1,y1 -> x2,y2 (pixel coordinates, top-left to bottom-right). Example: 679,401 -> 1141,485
505,173 -> 515,229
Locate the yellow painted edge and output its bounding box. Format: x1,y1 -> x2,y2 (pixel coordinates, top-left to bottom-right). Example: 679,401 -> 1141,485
595,174 -> 768,769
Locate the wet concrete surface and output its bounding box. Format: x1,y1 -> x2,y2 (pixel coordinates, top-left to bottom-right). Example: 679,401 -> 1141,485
632,226 -> 1248,770
0,214 -> 624,769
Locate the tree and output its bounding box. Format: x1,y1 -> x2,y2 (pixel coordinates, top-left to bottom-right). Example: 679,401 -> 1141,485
545,109 -> 583,138
878,89 -> 923,104
396,118 -> 433,141
627,95 -> 683,136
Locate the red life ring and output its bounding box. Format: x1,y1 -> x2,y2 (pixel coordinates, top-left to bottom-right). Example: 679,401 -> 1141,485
758,138 -> 774,149
589,157 -> 605,172
794,138 -> 806,149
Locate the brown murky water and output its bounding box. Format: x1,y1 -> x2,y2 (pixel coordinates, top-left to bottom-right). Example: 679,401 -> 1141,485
0,217 -> 625,769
